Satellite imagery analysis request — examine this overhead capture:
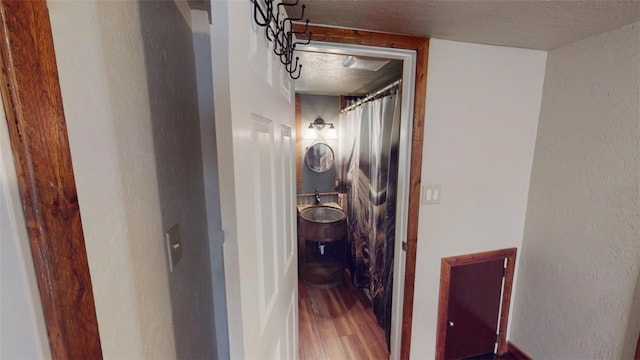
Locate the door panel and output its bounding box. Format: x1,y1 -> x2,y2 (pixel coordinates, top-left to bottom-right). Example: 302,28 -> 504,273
252,115 -> 280,323
280,125 -> 296,275
211,0 -> 297,358
444,259 -> 505,359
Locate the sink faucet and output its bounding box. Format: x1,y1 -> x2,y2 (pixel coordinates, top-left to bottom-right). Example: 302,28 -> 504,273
314,191 -> 321,205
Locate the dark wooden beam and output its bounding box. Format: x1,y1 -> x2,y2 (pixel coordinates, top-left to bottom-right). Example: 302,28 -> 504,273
0,0 -> 102,358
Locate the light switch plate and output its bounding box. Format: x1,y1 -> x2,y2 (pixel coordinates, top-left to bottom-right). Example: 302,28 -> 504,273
165,224 -> 182,272
422,184 -> 441,205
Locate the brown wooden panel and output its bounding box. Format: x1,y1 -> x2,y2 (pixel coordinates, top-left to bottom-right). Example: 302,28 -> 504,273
498,254 -> 517,355
299,280 -> 389,360
445,259 -> 505,359
340,334 -> 368,359
295,24 -> 426,50
436,248 -> 517,360
0,0 -> 102,358
292,23 -> 429,360
324,288 -> 355,336
334,281 -> 387,359
299,297 -> 326,359
444,248 -> 517,267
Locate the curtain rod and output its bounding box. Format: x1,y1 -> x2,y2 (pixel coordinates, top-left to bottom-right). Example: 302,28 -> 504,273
341,79 -> 402,113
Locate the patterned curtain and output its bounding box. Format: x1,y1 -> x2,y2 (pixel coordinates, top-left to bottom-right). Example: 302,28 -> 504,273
338,88 -> 401,346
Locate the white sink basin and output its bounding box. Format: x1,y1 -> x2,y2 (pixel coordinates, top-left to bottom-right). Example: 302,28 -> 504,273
300,206 -> 346,223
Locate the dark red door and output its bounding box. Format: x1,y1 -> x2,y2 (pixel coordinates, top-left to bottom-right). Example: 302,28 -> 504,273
444,259 -> 505,359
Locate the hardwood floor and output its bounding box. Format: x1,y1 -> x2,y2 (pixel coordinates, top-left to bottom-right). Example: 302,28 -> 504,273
298,279 -> 389,360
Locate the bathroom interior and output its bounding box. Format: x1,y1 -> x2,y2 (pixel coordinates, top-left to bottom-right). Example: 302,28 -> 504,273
295,48 -> 404,358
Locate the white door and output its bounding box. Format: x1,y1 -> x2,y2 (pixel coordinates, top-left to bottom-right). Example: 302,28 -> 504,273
211,1 -> 298,359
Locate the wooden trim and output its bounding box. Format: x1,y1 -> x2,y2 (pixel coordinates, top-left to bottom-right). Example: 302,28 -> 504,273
435,248 -> 517,360
0,1 -> 102,358
635,330 -> 640,360
299,25 -> 427,50
295,95 -> 303,191
338,95 -> 347,112
507,341 -> 532,360
293,24 -> 429,360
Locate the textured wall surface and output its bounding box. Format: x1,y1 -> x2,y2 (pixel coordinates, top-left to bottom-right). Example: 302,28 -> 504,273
48,1 -> 215,358
411,39 -> 547,359
299,94 -> 340,193
509,21 -> 640,359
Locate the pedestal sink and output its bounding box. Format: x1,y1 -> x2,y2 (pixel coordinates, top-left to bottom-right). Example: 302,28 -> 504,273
299,206 -> 346,240
300,205 -> 345,223
298,205 -> 347,288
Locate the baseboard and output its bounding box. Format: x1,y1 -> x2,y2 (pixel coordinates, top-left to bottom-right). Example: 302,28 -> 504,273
507,341 -> 532,360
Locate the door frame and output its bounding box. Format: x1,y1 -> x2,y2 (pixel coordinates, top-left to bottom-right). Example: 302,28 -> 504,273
0,0 -> 101,358
435,248 -> 518,360
295,41 -> 416,358
292,24 -> 429,360
635,331 -> 640,360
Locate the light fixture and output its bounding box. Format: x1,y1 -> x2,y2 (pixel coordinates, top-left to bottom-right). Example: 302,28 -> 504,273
309,117 -> 332,130
326,125 -> 338,140
304,117 -> 337,140
341,55 -> 390,72
342,55 -> 356,68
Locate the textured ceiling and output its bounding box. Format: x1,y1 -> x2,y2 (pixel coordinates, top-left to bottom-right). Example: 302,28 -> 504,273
291,0 -> 640,95
290,1 -> 640,50
295,51 -> 403,96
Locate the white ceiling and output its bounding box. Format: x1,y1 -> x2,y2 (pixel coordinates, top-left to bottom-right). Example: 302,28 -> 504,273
295,51 -> 403,95
292,0 -> 640,95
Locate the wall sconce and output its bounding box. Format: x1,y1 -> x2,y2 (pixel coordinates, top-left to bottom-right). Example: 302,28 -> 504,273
304,117 -> 337,139
309,117 -> 333,130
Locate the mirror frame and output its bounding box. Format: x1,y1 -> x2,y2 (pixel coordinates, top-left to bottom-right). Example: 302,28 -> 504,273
304,142 -> 335,173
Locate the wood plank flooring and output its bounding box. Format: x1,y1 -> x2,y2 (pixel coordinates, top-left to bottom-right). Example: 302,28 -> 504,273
298,280 -> 389,360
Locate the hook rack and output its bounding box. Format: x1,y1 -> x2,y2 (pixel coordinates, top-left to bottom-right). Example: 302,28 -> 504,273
252,0 -> 312,80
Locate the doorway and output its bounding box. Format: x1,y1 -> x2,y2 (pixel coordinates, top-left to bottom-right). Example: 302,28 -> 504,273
292,25 -> 428,359
296,48 -> 406,359
435,248 -> 517,360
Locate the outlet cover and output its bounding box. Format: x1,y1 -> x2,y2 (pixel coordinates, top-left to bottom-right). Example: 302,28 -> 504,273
422,184 -> 441,205
165,224 -> 182,272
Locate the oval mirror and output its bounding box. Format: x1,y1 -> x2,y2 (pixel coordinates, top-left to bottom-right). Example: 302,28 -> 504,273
305,143 -> 335,173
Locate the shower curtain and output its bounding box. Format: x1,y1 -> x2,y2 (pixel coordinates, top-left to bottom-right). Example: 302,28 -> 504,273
338,87 -> 401,346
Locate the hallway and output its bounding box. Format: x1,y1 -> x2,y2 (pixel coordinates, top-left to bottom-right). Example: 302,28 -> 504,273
298,280 -> 389,359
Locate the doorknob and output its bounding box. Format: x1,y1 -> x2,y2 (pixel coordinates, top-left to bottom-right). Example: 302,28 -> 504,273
448,320 -> 454,327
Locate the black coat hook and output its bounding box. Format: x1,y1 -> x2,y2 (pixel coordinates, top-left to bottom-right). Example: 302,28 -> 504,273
252,0 -> 273,27
295,31 -> 312,46
250,0 -> 311,80
290,64 -> 302,80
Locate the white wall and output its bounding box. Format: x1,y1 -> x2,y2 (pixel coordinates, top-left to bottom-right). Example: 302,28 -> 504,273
509,21 -> 640,359
48,1 -> 215,358
0,98 -> 51,359
410,39 -> 547,359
